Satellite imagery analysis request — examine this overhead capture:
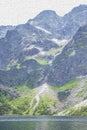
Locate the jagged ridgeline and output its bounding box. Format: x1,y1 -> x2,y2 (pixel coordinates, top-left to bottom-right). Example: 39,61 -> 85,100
0,5 -> 87,115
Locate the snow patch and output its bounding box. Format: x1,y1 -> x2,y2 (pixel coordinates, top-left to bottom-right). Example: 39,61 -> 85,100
24,45 -> 42,52
23,45 -> 35,51
76,75 -> 87,79
39,51 -> 46,56
50,38 -> 68,46
50,38 -> 60,45
35,46 -> 43,51
35,26 -> 51,34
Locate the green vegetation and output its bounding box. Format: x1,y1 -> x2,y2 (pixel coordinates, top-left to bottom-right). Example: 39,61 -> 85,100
0,85 -> 35,115
51,86 -> 60,92
0,84 -> 59,115
9,95 -> 33,115
33,94 -> 58,115
68,50 -> 76,57
12,60 -> 21,69
35,56 -> 48,65
16,85 -> 35,94
5,60 -> 21,70
76,90 -> 84,97
62,106 -> 87,116
1,78 -> 87,116
24,56 -> 34,61
69,106 -> 87,116
60,79 -> 79,91
82,32 -> 87,35
47,48 -> 60,56
16,64 -> 21,69
51,79 -> 79,92
6,66 -> 10,71
0,90 -> 12,115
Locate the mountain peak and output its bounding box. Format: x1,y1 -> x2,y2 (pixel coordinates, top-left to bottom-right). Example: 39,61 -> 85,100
79,4 -> 87,8
64,4 -> 87,17
70,4 -> 87,14
28,10 -> 60,23
37,10 -> 58,16
28,10 -> 61,34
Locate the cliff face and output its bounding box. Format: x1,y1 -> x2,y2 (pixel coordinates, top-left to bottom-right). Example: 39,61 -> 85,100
48,25 -> 87,86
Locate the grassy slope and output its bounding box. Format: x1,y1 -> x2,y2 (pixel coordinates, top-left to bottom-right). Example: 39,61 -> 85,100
0,85 -> 58,115
57,77 -> 87,116
0,77 -> 87,115
33,94 -> 58,115
58,101 -> 87,116
51,79 -> 79,92
35,56 -> 48,65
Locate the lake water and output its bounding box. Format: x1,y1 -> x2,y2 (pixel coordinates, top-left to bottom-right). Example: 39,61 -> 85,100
0,116 -> 87,130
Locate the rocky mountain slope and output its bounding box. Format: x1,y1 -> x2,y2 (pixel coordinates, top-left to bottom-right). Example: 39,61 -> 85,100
0,5 -> 87,115
29,5 -> 87,39
48,25 -> 87,86
0,25 -> 15,39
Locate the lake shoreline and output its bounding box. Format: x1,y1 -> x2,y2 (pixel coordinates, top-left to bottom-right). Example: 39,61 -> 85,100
0,116 -> 87,122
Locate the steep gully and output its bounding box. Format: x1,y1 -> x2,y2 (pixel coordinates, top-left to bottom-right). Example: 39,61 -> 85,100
30,83 -> 49,111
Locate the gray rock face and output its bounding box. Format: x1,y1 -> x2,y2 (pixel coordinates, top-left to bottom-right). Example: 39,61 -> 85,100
0,22 -> 58,69
0,5 -> 87,88
0,23 -> 54,87
0,29 -> 22,69
28,10 -> 62,39
48,25 -> 87,86
28,5 -> 87,39
62,5 -> 87,39
0,59 -> 47,88
0,26 -> 15,39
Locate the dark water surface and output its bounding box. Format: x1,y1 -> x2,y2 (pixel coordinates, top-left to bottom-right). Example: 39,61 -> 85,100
0,116 -> 87,130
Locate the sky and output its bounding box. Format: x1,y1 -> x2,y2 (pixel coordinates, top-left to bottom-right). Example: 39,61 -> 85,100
0,0 -> 87,25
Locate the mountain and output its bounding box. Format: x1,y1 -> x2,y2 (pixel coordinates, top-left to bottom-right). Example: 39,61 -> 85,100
0,5 -> 87,115
28,5 -> 87,39
0,25 -> 15,39
0,22 -> 60,87
48,24 -> 87,86
62,4 -> 87,39
28,10 -> 63,39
